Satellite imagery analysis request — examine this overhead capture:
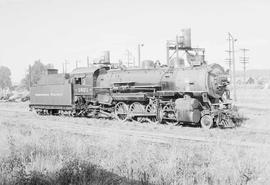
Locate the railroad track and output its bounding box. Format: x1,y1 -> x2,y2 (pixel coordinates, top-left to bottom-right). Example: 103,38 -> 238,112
1,107 -> 270,149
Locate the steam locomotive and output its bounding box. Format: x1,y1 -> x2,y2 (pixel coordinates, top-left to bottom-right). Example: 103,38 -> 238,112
29,31 -> 236,128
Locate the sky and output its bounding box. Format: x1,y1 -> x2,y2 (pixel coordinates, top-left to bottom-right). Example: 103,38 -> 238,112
0,0 -> 270,83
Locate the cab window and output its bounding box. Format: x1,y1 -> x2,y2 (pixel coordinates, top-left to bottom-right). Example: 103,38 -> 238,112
75,78 -> 82,85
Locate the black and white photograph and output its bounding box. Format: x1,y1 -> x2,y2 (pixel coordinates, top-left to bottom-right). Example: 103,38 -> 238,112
0,0 -> 270,184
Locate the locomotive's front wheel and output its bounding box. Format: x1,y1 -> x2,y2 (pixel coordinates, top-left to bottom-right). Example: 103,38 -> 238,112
200,115 -> 213,129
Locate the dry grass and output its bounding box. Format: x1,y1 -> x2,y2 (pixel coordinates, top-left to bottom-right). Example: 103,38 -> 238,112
1,119 -> 270,185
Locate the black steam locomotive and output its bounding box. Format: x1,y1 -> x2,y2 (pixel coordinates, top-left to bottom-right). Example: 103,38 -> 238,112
29,61 -> 235,129
30,32 -> 236,128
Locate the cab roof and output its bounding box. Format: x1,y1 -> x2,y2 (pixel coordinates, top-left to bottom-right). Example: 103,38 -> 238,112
70,67 -> 100,75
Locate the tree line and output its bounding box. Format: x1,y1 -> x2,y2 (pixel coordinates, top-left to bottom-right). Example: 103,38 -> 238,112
0,60 -> 53,91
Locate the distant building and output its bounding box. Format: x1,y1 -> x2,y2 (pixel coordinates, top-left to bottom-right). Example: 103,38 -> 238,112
246,77 -> 255,84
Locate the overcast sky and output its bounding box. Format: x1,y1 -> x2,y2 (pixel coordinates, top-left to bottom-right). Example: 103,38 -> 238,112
0,0 -> 269,82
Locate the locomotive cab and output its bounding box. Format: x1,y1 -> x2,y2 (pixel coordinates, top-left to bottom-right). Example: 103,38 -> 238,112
70,67 -> 108,105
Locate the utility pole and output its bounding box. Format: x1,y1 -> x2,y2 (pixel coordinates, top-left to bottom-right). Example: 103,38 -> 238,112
87,56 -> 90,67
127,50 -> 130,67
228,33 -> 237,101
75,60 -> 80,68
65,60 -> 68,73
62,63 -> 65,73
126,50 -> 132,67
63,59 -> 69,73
28,65 -> 32,90
138,43 -> 144,67
225,35 -> 232,82
166,41 -> 170,66
176,35 -> 179,64
133,56 -> 135,67
240,48 -> 249,84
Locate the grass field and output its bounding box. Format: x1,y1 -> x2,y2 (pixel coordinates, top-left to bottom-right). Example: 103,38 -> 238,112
1,88 -> 270,185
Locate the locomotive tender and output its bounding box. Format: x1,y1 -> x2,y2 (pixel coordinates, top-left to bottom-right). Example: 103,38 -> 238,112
30,31 -> 236,128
